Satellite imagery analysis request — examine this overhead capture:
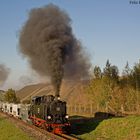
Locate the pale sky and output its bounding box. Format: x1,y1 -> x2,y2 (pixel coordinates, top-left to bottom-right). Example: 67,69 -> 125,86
0,0 -> 140,89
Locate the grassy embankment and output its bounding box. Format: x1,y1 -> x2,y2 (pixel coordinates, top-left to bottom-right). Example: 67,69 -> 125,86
72,116 -> 140,140
0,116 -> 33,140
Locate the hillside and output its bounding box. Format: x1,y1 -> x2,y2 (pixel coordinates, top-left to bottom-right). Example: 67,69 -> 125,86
16,81 -> 93,116
74,116 -> 140,140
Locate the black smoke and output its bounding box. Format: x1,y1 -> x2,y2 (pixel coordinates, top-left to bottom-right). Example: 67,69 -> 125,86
0,64 -> 10,86
19,4 -> 90,97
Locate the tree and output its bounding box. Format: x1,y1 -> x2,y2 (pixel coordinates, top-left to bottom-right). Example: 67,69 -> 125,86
121,62 -> 132,87
123,61 -> 131,76
86,60 -> 140,114
128,60 -> 140,90
4,89 -> 20,103
103,60 -> 119,82
110,65 -> 119,81
93,66 -> 102,79
103,60 -> 111,77
0,93 -> 4,101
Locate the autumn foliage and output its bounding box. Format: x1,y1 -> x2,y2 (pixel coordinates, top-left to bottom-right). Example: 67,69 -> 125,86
87,60 -> 140,115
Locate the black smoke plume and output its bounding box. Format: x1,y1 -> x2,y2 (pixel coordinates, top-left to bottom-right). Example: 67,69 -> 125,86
19,4 -> 90,97
0,64 -> 10,86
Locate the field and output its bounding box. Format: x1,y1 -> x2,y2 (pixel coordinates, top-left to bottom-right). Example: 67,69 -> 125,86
72,116 -> 140,140
0,116 -> 33,140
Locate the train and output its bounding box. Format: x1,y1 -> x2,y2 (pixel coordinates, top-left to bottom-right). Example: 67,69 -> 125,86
0,95 -> 70,134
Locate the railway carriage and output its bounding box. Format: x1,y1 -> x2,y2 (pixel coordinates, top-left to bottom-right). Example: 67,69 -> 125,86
12,104 -> 21,117
7,103 -> 13,115
0,101 -> 2,111
20,104 -> 30,122
2,103 -> 8,112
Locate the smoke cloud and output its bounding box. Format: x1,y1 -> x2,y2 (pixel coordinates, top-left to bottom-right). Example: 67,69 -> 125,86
19,4 -> 90,97
0,64 -> 10,86
19,75 -> 34,86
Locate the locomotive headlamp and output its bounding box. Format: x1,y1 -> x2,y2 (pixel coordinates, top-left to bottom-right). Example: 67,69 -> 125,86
65,115 -> 69,119
47,116 -> 51,119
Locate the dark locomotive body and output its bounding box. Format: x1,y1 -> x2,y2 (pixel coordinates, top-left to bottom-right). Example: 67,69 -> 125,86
29,95 -> 70,134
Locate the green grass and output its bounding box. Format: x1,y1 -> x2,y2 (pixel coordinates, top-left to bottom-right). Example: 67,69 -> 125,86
0,116 -> 34,140
74,116 -> 140,140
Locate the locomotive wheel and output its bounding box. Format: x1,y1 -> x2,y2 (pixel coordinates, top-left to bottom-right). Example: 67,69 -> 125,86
47,125 -> 52,132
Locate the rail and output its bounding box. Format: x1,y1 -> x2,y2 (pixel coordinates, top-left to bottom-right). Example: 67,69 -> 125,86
57,133 -> 79,140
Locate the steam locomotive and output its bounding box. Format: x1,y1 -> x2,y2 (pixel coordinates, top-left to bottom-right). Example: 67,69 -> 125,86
29,95 -> 70,134
0,95 -> 70,134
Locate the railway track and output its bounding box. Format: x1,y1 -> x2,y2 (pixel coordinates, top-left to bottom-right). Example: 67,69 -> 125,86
0,112 -> 79,140
57,134 -> 79,140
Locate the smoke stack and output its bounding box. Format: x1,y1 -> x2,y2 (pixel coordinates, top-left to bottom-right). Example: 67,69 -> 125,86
19,4 -> 90,97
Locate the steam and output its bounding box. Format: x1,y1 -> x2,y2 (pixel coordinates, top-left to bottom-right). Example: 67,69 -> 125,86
0,64 -> 10,86
19,4 -> 90,97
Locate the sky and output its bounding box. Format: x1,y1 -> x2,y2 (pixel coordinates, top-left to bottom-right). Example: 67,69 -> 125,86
0,0 -> 140,89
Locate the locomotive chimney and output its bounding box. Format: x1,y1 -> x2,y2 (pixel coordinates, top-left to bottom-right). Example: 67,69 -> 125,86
55,91 -> 60,100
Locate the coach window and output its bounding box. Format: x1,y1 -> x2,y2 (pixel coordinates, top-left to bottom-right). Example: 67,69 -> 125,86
10,107 -> 12,113
17,108 -> 20,115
